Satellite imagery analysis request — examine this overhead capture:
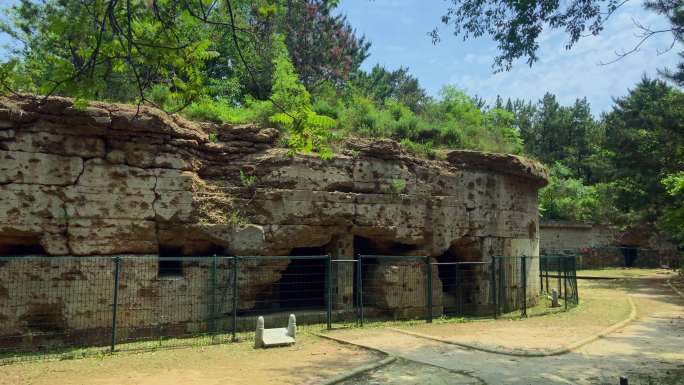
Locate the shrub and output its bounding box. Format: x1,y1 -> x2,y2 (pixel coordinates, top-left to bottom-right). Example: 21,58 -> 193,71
390,178 -> 407,194
400,138 -> 436,159
239,170 -> 257,189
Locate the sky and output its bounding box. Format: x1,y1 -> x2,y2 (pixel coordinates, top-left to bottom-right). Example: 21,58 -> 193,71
336,0 -> 681,114
0,0 -> 680,114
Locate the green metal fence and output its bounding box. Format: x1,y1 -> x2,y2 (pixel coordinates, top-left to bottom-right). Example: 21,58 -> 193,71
0,254 -> 578,363
539,255 -> 580,309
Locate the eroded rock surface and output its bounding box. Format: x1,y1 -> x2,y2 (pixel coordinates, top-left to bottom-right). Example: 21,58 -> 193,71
0,95 -> 547,332
0,95 -> 546,259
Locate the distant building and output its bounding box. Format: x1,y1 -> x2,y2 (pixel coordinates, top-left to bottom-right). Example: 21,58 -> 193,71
540,221 -> 679,269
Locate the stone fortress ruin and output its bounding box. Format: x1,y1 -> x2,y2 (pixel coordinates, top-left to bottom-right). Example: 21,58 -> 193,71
0,95 -> 548,347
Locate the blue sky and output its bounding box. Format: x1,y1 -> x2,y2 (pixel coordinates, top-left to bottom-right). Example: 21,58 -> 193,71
337,0 -> 681,113
0,0 -> 680,113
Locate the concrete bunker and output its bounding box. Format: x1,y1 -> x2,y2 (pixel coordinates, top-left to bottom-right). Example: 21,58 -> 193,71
0,95 -> 549,346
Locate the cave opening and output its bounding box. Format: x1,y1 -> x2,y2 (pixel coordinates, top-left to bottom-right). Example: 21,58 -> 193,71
435,239 -> 483,316
270,246 -> 328,312
353,235 -> 419,256
157,241 -> 226,278
0,235 -> 46,255
352,235 -> 422,308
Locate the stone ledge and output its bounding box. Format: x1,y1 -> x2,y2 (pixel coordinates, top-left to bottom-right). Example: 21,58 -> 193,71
446,150 -> 548,186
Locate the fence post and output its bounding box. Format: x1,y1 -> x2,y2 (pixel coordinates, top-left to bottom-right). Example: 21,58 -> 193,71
326,255 -> 332,330
499,257 -> 505,314
539,257 -> 544,293
110,256 -> 121,353
521,256 -> 527,318
557,256 -> 562,297
491,257 -> 497,319
357,255 -> 364,327
232,256 -> 239,341
545,258 -> 549,294
426,256 -> 433,323
564,258 -> 569,311
211,255 -> 217,334
573,256 -> 579,304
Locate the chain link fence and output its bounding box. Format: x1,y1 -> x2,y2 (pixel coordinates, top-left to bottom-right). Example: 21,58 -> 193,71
0,254 -> 578,363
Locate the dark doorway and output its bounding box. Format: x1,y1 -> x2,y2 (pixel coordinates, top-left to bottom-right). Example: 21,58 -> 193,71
621,246 -> 638,267
272,246 -> 327,311
435,239 -> 484,316
159,245 -> 184,278
0,235 -> 46,255
352,236 -> 422,312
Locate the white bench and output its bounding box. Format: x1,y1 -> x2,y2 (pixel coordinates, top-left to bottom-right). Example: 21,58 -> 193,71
254,314 -> 296,348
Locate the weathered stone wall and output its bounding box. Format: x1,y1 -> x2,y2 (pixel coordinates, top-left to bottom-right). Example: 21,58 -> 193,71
0,95 -> 547,342
540,221 -> 679,268
540,222 -> 618,255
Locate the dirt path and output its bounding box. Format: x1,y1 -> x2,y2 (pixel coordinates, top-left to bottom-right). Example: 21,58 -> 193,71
332,276 -> 684,385
397,278 -> 633,352
0,335 -> 380,385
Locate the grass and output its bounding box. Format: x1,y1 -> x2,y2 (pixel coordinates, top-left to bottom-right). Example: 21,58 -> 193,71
393,279 -> 633,352
0,334 -> 377,385
578,267 -> 676,278
0,324 -> 332,366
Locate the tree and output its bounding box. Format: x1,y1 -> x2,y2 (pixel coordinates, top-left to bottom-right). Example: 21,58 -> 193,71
0,0 -> 219,105
268,34 -> 336,159
645,0 -> 684,86
516,93 -> 603,181
0,0 -> 369,106
539,162 -> 610,222
230,0 -> 370,97
526,93 -> 567,163
432,0 -> 683,71
281,0 -> 370,90
603,77 -> 684,222
351,64 -> 430,112
659,172 -> 684,246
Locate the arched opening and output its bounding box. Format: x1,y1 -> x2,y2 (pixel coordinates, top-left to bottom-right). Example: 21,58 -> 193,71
248,245 -> 329,315
353,235 -> 420,256
435,238 -> 484,316
353,235 -> 424,317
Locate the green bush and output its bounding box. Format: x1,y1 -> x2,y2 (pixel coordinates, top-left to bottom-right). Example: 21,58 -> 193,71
400,138 -> 436,159
390,178 -> 407,194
